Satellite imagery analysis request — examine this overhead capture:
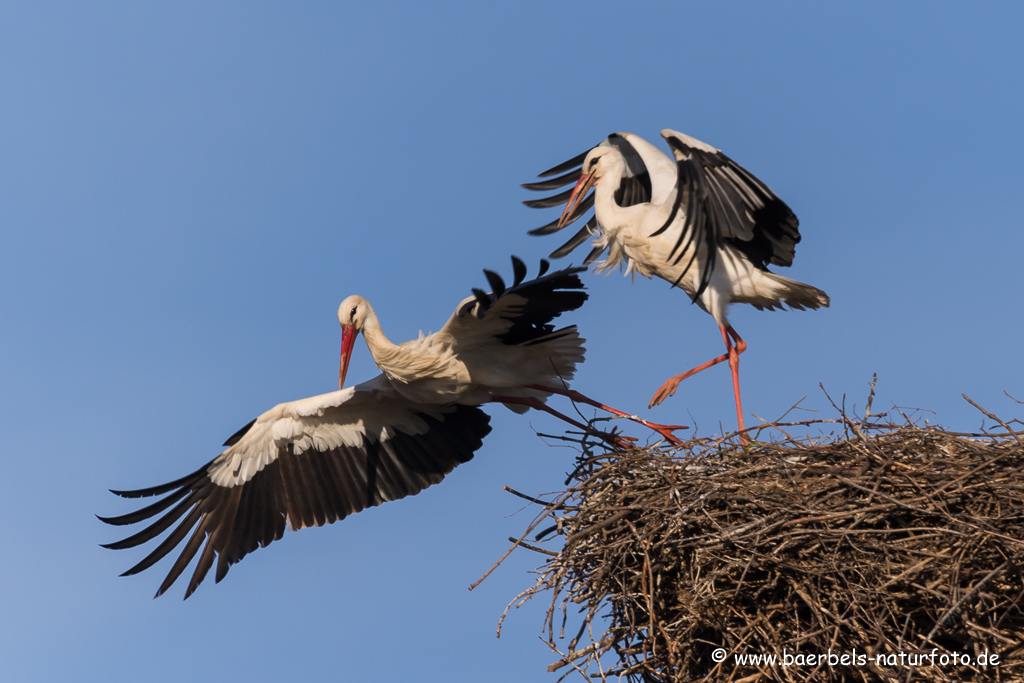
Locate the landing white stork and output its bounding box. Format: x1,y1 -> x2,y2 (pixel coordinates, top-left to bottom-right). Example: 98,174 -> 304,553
101,257 -> 682,599
335,257 -> 684,444
524,130 -> 830,438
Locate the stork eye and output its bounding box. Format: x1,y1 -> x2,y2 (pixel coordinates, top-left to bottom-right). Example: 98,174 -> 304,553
350,306 -> 358,320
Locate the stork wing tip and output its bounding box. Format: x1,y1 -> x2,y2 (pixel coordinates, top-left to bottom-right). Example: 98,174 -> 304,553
483,269 -> 506,297
510,256 -> 527,286
471,288 -> 491,318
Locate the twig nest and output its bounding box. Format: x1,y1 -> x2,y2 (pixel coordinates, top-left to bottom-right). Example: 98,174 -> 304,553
510,415 -> 1024,682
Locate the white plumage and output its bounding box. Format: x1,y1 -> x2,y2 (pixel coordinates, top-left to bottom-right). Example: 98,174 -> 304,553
336,258 -> 685,441
100,257 -> 681,599
524,129 -> 830,438
207,376 -> 451,488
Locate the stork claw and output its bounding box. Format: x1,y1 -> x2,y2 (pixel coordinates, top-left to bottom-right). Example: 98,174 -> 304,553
599,429 -> 637,451
641,421 -> 688,446
649,377 -> 681,408
584,424 -> 638,450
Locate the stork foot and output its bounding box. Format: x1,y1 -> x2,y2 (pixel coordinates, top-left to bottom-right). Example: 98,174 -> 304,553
601,430 -> 638,451
492,394 -> 637,450
639,420 -> 688,445
649,377 -> 682,408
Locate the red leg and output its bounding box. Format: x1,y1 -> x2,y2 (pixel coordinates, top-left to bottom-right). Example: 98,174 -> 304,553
649,349 -> 731,408
524,384 -> 687,445
723,326 -> 748,444
490,395 -> 636,449
650,324 -> 749,443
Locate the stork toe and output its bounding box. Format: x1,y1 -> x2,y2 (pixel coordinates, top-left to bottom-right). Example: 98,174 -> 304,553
649,378 -> 681,408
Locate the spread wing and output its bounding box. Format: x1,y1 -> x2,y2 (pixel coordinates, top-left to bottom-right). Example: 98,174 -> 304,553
99,374 -> 491,599
653,129 -> 802,298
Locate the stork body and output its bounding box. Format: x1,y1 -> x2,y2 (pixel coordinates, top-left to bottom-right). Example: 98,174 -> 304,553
338,258 -> 685,443
101,258 -> 681,599
338,291 -> 582,410
525,130 -> 830,438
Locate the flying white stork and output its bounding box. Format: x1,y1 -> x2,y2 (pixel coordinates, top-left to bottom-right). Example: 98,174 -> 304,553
101,257 -> 683,599
523,130 -> 830,438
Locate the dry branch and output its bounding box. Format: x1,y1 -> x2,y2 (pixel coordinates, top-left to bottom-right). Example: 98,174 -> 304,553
502,401 -> 1024,682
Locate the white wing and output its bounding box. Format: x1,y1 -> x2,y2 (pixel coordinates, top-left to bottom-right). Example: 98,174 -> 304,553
100,374 -> 491,599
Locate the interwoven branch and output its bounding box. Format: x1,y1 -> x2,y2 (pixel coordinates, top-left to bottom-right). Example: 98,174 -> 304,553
502,402 -> 1024,682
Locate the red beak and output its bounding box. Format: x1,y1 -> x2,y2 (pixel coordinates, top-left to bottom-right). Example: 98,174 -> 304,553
339,324 -> 358,389
558,171 -> 596,228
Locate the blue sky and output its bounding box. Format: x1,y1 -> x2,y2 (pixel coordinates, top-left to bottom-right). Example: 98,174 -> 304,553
2,3 -> 1022,681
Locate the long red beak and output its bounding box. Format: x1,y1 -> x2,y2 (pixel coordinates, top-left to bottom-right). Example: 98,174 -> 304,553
558,171 -> 596,228
339,324 -> 358,389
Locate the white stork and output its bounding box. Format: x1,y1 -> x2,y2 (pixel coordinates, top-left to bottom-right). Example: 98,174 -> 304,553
101,257 -> 683,599
523,130 -> 830,438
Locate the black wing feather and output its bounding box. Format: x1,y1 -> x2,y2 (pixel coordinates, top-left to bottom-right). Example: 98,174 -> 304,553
483,270 -> 506,297
523,134 -> 653,260
528,215 -> 570,237
522,186 -> 576,209
97,484 -> 196,527
536,149 -> 591,177
583,245 -> 605,265
222,418 -> 256,447
607,133 -> 654,208
662,133 -> 801,272
549,219 -> 596,260
521,167 -> 583,191
454,258 -> 587,346
109,462 -> 209,499
471,288 -> 492,317
510,256 -> 527,286
100,490 -> 203,550
101,404 -> 491,599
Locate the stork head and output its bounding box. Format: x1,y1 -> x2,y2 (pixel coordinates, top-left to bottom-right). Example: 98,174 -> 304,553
337,295 -> 370,389
558,146 -> 621,228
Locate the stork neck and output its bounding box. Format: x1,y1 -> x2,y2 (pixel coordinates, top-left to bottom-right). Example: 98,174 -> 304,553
359,307 -> 443,386
594,177 -> 650,233
360,310 -> 398,361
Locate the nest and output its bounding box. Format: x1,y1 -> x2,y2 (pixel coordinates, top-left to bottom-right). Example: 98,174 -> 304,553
496,394 -> 1024,682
